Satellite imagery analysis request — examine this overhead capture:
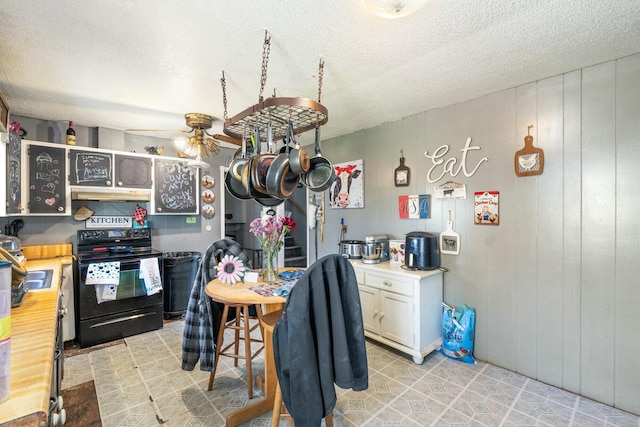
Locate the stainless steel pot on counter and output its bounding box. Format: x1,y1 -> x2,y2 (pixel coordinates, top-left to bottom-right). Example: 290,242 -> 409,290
339,240 -> 363,259
0,234 -> 21,257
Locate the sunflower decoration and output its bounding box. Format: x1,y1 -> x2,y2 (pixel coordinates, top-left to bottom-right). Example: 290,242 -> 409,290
216,254 -> 246,284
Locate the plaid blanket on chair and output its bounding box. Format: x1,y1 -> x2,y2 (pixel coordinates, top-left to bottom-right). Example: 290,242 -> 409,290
181,239 -> 252,372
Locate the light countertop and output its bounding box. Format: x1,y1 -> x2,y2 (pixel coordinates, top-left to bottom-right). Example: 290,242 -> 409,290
0,247 -> 71,427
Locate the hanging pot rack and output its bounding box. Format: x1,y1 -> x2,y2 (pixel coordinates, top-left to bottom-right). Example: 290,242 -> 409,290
223,96 -> 328,142
221,30 -> 328,142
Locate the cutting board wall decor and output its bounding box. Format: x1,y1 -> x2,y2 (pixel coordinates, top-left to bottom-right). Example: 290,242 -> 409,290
514,125 -> 544,177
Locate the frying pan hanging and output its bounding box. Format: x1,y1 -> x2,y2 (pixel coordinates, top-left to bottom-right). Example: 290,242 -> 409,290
301,126 -> 335,192
265,137 -> 300,199
287,121 -> 310,175
225,137 -> 252,200
251,124 -> 277,195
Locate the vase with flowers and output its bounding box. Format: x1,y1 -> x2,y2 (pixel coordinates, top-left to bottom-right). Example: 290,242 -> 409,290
249,214 -> 297,283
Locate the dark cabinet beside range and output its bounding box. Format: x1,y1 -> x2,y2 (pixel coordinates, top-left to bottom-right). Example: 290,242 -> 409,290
28,144 -> 66,214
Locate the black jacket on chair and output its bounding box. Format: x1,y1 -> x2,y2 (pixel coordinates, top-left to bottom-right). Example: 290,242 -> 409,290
273,254 -> 369,427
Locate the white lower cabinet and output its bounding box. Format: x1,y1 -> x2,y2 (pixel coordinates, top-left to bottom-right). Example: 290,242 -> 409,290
351,261 -> 443,364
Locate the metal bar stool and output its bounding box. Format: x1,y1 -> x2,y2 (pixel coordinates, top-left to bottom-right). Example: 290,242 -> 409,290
208,301 -> 264,398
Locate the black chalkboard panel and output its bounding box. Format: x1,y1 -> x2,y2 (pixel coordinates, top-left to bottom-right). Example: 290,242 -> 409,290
6,132 -> 22,213
69,150 -> 112,186
28,144 -> 66,214
115,154 -> 152,188
154,159 -> 198,213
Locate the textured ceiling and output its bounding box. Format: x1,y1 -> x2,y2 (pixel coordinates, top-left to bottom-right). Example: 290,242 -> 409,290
1,0 -> 639,147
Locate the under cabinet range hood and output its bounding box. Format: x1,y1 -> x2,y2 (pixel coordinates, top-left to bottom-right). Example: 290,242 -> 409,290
71,187 -> 151,202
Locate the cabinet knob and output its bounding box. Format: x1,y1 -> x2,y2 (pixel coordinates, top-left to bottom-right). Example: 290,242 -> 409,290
106,180 -> 112,186
379,312 -> 385,319
117,181 -> 123,186
373,310 -> 378,317
383,280 -> 392,286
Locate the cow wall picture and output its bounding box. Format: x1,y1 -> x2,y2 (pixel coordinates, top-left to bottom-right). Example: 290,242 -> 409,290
329,159 -> 364,209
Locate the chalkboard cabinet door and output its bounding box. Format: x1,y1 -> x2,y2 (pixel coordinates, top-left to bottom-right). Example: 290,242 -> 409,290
5,132 -> 23,214
114,154 -> 152,188
153,159 -> 199,214
27,143 -> 68,214
69,149 -> 113,186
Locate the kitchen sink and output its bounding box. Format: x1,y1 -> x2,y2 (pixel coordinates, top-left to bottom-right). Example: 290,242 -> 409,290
24,269 -> 54,290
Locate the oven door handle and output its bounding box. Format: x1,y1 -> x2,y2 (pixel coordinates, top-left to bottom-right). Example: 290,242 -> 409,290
79,257 -> 160,281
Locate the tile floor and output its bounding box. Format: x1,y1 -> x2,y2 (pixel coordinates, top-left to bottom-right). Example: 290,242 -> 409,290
62,320 -> 640,427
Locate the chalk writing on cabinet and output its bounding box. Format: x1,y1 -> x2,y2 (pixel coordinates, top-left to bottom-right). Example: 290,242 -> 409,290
29,144 -> 66,213
70,150 -> 112,186
7,132 -> 22,212
154,159 -> 198,213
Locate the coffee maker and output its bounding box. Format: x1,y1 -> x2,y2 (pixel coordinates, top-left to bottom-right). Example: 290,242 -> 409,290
405,232 -> 440,270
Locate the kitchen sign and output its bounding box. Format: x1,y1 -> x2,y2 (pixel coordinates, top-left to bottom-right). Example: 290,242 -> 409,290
424,137 -> 488,183
86,216 -> 133,228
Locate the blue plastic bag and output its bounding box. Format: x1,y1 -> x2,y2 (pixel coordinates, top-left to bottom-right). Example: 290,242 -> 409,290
440,303 -> 476,364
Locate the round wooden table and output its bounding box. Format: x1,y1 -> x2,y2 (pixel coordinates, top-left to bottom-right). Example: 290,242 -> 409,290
205,277 -> 287,427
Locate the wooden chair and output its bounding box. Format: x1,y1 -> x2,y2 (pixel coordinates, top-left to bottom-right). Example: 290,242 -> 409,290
205,239 -> 264,399
207,300 -> 264,398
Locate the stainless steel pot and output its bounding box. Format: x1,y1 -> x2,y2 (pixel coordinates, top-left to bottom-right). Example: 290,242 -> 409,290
339,240 -> 363,259
0,234 -> 21,255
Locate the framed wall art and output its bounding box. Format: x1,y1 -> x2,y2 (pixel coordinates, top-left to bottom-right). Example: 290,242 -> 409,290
330,159 -> 364,209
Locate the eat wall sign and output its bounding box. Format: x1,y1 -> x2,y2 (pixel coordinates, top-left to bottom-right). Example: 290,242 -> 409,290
424,137 -> 488,183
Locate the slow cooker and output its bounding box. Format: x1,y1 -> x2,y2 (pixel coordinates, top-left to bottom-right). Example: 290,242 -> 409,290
339,240 -> 363,259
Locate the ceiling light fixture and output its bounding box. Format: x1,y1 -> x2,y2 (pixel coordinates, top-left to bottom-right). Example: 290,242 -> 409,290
362,0 -> 427,18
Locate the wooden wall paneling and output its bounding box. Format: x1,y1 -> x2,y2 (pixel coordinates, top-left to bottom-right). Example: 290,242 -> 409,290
514,82 -> 539,378
437,104 -> 467,307
613,54 -> 640,415
484,88 -> 518,370
580,61 -> 616,405
457,97 -> 490,359
561,70 -> 583,394
534,76 -> 565,387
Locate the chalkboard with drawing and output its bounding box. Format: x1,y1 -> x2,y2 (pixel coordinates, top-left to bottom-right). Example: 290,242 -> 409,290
6,131 -> 22,213
154,159 -> 198,213
28,144 -> 66,214
69,150 -> 112,186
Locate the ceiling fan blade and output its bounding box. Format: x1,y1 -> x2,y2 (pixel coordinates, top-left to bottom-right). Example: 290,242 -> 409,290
125,128 -> 190,133
212,134 -> 242,146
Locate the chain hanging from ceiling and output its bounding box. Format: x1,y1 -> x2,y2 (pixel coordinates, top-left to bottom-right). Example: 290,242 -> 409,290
221,29 -> 328,142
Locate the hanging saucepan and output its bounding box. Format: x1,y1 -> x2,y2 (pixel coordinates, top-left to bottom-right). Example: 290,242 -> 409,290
301,126 -> 335,192
265,137 -> 300,199
225,137 -> 252,200
287,121 -> 310,175
250,124 -> 277,196
241,133 -> 258,195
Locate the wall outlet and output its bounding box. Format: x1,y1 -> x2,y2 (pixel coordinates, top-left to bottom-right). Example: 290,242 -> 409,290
342,225 -> 348,233
186,216 -> 197,224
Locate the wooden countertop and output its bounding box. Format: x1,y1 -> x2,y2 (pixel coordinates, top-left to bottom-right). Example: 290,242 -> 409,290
0,249 -> 70,427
